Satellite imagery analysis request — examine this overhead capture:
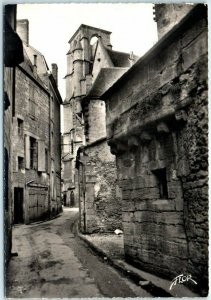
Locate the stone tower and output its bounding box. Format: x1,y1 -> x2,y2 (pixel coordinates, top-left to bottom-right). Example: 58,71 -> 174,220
62,25 -> 112,203
154,4 -> 195,39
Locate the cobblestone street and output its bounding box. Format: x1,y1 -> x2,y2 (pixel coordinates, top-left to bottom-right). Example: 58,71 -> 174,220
6,208 -> 150,298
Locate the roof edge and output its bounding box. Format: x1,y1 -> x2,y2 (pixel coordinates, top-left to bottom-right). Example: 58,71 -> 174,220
68,24 -> 111,44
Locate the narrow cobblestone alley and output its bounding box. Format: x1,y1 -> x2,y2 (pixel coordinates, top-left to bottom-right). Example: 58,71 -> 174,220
6,208 -> 151,298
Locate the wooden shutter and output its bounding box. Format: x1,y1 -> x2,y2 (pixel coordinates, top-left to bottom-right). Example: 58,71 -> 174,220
38,140 -> 45,172
25,135 -> 30,169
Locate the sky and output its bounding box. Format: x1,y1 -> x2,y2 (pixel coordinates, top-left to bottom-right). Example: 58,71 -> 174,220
17,3 -> 158,100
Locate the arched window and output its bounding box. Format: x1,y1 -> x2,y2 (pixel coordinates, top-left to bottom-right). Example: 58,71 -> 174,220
90,36 -> 98,46
89,35 -> 99,73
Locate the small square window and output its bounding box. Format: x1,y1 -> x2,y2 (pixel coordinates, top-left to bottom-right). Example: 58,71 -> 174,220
17,118 -> 23,135
45,149 -> 48,172
18,157 -> 24,170
153,168 -> 168,199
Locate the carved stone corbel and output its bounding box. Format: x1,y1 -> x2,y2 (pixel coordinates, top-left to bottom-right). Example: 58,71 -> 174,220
175,109 -> 187,123
156,121 -> 170,133
117,141 -> 128,153
140,131 -> 152,142
128,136 -> 139,148
109,144 -> 118,155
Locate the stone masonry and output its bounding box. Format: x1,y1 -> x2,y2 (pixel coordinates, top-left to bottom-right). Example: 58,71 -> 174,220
4,5 -> 24,263
102,5 -> 208,296
12,20 -> 62,224
78,139 -> 122,233
13,65 -> 51,223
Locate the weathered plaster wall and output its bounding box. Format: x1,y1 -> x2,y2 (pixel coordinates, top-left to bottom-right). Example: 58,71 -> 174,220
104,8 -> 208,295
79,140 -> 122,233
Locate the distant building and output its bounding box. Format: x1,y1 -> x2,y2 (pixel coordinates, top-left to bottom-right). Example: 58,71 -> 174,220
62,25 -> 113,205
4,5 -> 24,263
102,4 -> 208,296
11,20 -> 62,224
63,24 -> 138,232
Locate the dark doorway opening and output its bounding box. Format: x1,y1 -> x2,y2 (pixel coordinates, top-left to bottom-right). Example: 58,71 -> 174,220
14,187 -> 24,224
152,168 -> 168,199
70,191 -> 75,207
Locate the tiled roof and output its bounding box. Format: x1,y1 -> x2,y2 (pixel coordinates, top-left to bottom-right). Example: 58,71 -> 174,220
19,48 -> 45,88
107,49 -> 139,68
86,67 -> 128,98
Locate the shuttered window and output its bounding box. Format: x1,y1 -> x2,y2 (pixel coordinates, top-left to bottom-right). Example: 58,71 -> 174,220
25,135 -> 37,170
25,135 -> 30,169
38,140 -> 45,172
30,137 -> 37,170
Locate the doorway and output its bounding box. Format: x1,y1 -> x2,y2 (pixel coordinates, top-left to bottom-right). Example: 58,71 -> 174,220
14,188 -> 24,224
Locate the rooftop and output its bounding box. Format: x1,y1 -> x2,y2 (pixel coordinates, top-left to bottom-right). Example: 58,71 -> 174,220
68,24 -> 111,44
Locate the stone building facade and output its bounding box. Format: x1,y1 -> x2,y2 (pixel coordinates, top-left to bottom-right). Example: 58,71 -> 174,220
11,20 -> 62,224
62,24 -> 137,208
64,24 -> 139,232
4,5 -> 24,264
102,4 -> 208,295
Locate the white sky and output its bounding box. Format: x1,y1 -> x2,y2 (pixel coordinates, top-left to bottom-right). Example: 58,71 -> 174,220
17,3 -> 158,100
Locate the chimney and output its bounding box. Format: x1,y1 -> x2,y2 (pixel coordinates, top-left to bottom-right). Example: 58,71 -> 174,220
33,55 -> 37,77
16,19 -> 29,46
129,51 -> 135,66
51,63 -> 58,86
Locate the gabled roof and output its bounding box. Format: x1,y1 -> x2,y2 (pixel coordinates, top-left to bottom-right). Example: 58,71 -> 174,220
86,67 -> 128,98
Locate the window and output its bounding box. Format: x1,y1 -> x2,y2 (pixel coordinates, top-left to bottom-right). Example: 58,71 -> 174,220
71,140 -> 74,154
38,140 -> 46,172
153,168 -> 168,199
45,149 -> 48,172
30,137 -> 37,169
29,85 -> 36,118
17,118 -> 23,135
18,156 -> 24,170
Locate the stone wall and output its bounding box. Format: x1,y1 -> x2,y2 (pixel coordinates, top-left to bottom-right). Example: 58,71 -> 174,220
103,6 -> 208,295
50,86 -> 62,214
86,100 -> 106,144
78,139 -> 122,233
